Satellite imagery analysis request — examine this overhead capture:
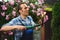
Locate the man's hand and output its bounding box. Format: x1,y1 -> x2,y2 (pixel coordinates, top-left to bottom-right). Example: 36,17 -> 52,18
34,27 -> 39,31
15,26 -> 26,31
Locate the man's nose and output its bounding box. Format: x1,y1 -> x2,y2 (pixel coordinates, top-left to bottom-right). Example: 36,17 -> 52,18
27,8 -> 29,11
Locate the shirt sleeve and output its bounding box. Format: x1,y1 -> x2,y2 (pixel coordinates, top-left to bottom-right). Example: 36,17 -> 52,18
3,18 -> 17,26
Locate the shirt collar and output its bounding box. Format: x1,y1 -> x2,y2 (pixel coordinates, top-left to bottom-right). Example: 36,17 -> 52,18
18,15 -> 28,21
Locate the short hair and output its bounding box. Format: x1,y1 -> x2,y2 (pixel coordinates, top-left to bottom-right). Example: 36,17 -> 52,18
18,2 -> 26,11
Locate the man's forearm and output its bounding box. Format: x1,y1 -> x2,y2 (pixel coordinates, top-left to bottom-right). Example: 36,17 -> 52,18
0,25 -> 26,31
0,25 -> 17,31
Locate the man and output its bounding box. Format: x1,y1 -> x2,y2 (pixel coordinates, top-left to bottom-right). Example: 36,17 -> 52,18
0,2 -> 38,40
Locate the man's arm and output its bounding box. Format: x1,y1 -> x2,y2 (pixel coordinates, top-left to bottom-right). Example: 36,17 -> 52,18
0,18 -> 26,31
0,25 -> 26,31
0,25 -> 17,31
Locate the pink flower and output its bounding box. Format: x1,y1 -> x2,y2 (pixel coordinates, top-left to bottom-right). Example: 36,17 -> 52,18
9,0 -> 14,5
40,10 -> 44,15
33,6 -> 36,9
1,12 -> 5,17
5,15 -> 9,21
46,15 -> 48,20
30,3 -> 35,9
12,11 -> 16,17
38,0 -> 44,4
5,2 -> 9,6
37,8 -> 43,13
32,10 -> 36,13
36,13 -> 41,16
30,3 -> 33,6
1,5 -> 7,10
7,31 -> 13,35
37,8 -> 41,12
9,32 -> 13,35
44,15 -> 48,23
16,0 -> 21,3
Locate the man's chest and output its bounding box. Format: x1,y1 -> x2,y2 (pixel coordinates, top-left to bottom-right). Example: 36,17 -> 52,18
16,18 -> 31,26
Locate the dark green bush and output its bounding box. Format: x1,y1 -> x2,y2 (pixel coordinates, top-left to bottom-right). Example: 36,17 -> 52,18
51,0 -> 60,40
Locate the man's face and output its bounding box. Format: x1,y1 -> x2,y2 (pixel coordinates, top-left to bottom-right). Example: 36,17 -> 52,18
19,4 -> 29,16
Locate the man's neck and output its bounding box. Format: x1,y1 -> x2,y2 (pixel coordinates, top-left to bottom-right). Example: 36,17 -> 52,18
20,14 -> 27,19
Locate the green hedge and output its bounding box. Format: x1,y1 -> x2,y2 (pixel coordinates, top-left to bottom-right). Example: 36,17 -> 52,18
51,0 -> 60,40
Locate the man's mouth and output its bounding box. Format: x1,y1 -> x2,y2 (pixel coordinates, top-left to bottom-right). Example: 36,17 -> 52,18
26,11 -> 29,13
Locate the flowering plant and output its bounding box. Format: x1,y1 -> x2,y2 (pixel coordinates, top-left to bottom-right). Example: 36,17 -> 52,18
29,3 -> 49,25
0,0 -> 49,26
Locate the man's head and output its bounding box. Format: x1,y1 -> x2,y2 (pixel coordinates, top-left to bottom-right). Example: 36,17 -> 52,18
18,3 -> 29,16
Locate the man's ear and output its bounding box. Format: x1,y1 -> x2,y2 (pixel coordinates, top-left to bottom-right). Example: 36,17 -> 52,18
19,10 -> 21,13
19,10 -> 23,13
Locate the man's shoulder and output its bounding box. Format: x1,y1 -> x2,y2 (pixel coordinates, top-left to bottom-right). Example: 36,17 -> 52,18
27,16 -> 32,19
11,16 -> 20,21
28,16 -> 33,20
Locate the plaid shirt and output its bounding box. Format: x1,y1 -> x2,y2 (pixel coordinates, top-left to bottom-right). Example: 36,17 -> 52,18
4,15 -> 35,40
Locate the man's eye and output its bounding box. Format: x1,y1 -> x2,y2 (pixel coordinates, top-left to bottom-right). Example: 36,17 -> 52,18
24,7 -> 29,9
